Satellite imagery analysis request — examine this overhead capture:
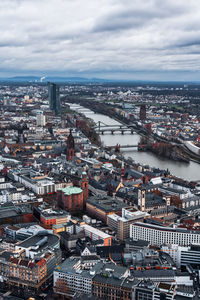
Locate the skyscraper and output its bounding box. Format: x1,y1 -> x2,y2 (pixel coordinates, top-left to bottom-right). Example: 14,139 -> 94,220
36,113 -> 46,127
48,82 -> 61,115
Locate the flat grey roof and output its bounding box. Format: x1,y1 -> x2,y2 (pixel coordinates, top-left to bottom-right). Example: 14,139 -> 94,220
131,269 -> 175,278
87,195 -> 127,212
18,233 -> 59,251
56,258 -> 104,279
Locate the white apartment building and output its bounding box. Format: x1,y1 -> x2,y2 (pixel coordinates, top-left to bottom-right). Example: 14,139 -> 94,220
130,222 -> 200,247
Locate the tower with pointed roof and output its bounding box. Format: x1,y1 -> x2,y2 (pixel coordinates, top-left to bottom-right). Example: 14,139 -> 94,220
67,130 -> 75,160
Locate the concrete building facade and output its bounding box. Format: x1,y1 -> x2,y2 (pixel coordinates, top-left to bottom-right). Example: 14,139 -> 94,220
130,222 -> 200,247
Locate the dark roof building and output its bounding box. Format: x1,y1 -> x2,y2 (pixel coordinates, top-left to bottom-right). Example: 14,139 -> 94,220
86,194 -> 127,223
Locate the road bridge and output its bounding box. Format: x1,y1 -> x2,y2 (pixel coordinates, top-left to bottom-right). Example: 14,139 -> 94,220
107,144 -> 138,149
94,121 -> 136,135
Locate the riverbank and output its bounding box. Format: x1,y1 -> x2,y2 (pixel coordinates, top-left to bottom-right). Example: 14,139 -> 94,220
66,102 -> 200,181
64,106 -> 102,147
65,97 -> 195,164
139,136 -> 189,163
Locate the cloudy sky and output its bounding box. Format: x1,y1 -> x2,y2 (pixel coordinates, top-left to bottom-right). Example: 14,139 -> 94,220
1,0 -> 200,80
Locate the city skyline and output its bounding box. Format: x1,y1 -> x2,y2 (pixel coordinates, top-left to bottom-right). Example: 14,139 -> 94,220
1,0 -> 200,81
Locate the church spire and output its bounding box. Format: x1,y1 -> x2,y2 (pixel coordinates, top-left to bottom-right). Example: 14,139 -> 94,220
67,130 -> 75,160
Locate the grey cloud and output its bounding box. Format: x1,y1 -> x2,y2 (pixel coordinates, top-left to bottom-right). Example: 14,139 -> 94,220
176,39 -> 200,48
93,1 -> 188,33
0,0 -> 200,80
93,10 -> 147,32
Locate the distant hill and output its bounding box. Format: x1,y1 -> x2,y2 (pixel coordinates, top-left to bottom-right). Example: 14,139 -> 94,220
0,76 -> 200,85
0,76 -> 112,83
0,76 -> 41,82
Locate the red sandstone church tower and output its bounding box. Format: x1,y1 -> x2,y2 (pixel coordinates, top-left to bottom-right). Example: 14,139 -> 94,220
67,130 -> 75,160
139,104 -> 146,121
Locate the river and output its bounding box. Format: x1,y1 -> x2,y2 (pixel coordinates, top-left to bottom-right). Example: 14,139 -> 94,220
69,103 -> 200,182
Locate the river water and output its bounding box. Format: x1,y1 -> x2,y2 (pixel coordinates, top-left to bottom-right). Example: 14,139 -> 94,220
69,104 -> 200,181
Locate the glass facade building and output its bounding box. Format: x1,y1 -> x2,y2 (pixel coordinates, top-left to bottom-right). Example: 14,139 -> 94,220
48,82 -> 61,115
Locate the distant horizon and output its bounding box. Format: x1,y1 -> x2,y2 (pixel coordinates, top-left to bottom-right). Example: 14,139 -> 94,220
1,74 -> 200,84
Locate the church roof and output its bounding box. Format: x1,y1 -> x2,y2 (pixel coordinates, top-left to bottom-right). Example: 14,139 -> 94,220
60,186 -> 83,195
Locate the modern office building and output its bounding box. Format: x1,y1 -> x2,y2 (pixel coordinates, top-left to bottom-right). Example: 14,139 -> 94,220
48,82 -> 61,115
36,113 -> 46,127
80,224 -> 112,246
161,244 -> 200,268
133,282 -> 195,300
130,222 -> 200,247
40,208 -> 71,228
107,208 -> 149,240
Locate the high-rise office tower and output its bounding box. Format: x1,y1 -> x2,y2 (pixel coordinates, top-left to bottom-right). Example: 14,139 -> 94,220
37,113 -> 46,127
48,82 -> 61,115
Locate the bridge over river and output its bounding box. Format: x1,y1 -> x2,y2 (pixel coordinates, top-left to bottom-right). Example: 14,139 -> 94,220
68,103 -> 200,181
94,121 -> 136,134
106,144 -> 138,149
